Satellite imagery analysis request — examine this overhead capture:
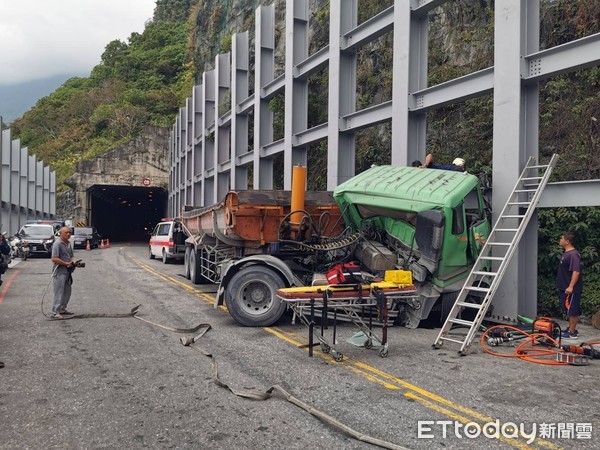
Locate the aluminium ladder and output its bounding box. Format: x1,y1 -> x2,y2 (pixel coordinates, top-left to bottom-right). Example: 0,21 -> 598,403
433,154 -> 559,355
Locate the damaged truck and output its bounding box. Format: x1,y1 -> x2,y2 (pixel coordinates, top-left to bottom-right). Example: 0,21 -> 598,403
179,165 -> 491,328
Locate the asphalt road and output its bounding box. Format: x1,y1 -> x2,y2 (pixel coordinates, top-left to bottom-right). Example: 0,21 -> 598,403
1,243 -> 599,449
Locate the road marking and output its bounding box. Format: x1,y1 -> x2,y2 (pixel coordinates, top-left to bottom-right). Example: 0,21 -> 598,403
0,267 -> 22,304
129,254 -> 558,450
404,392 -> 536,450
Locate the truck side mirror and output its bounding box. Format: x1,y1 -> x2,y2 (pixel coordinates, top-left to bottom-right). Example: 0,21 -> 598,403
415,210 -> 445,273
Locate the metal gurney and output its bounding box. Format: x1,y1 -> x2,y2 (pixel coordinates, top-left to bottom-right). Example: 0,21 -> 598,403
276,282 -> 418,361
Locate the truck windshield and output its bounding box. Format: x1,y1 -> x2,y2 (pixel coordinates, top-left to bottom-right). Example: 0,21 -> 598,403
356,205 -> 418,227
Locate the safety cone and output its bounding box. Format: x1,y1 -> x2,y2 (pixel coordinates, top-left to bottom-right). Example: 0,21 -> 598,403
106,238 -> 110,248
100,239 -> 105,249
86,240 -> 91,251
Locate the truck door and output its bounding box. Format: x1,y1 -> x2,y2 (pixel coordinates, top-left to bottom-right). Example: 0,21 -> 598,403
464,188 -> 488,262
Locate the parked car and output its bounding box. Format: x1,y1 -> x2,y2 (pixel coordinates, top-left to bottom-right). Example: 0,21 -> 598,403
149,219 -> 186,263
73,226 -> 101,249
15,224 -> 56,257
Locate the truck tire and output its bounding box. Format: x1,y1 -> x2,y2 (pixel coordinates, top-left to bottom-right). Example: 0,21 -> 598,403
225,266 -> 287,327
189,249 -> 210,284
440,281 -> 488,323
440,291 -> 460,324
183,247 -> 191,279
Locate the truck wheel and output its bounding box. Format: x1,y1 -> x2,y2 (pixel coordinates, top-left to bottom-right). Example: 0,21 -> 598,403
225,266 -> 287,327
440,291 -> 460,324
463,281 -> 489,322
189,249 -> 210,284
149,246 -> 155,259
184,247 -> 191,279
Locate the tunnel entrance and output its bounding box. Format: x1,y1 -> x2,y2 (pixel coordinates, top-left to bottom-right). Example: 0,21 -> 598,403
88,185 -> 168,242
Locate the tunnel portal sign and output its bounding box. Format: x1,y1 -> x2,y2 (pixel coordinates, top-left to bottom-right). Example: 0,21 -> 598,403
142,178 -> 151,187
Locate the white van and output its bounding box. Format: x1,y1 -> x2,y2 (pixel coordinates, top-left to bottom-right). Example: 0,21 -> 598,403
148,219 -> 186,263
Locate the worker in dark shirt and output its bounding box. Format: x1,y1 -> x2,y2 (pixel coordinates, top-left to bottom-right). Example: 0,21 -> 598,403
557,232 -> 583,340
419,153 -> 465,172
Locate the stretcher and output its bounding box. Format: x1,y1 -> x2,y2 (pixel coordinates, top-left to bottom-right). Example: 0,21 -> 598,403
276,282 -> 418,361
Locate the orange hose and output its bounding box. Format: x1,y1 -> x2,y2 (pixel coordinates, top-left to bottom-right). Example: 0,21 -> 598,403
480,324 -> 568,365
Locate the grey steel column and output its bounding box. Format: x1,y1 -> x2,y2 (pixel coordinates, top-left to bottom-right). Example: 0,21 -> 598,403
186,97 -> 193,206
202,71 -> 216,205
215,53 -> 231,202
28,155 -> 36,222
254,5 -> 275,189
49,170 -> 56,217
284,0 -> 308,189
35,161 -> 43,220
492,0 -> 540,319
0,129 -> 10,232
179,106 -> 187,213
231,32 -> 249,191
192,84 -> 204,205
392,0 -> 428,166
19,147 -> 28,229
168,129 -> 174,216
43,165 -> 50,219
10,139 -> 20,231
327,0 -> 357,189
174,115 -> 181,216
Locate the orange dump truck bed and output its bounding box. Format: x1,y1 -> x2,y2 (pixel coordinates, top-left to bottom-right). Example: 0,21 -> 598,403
181,190 -> 343,247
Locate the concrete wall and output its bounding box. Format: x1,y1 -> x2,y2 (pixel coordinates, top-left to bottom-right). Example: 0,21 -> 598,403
64,126 -> 170,224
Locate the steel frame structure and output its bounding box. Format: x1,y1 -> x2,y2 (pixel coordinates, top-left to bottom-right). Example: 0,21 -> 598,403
169,0 -> 600,319
0,118 -> 56,235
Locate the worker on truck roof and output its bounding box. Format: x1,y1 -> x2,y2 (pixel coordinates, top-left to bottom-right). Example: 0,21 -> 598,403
413,153 -> 466,172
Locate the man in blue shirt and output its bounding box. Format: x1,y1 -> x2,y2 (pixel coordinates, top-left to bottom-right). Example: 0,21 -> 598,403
557,232 -> 583,340
420,153 -> 465,172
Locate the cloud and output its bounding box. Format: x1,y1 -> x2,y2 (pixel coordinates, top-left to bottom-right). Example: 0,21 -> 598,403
0,0 -> 156,85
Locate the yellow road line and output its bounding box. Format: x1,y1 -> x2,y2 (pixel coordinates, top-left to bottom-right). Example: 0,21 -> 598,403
128,253 -> 559,450
405,392 -> 538,450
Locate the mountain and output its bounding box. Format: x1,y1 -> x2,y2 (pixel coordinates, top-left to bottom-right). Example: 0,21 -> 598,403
0,74 -> 81,124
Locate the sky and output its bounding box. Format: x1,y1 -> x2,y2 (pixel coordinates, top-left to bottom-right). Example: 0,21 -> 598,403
0,0 -> 156,86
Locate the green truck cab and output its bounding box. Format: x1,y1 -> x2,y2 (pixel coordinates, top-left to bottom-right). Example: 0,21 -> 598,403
334,165 -> 491,328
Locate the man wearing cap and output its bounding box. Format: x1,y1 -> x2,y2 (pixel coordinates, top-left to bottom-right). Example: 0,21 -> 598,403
420,153 -> 466,172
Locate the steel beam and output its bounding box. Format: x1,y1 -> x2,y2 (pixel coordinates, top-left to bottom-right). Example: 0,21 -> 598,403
341,101 -> 392,133
294,123 -> 327,146
261,73 -> 285,100
294,45 -> 329,80
261,139 -> 285,158
539,181 -> 600,208
342,6 -> 393,51
524,33 -> 600,82
411,0 -> 447,18
410,67 -> 494,112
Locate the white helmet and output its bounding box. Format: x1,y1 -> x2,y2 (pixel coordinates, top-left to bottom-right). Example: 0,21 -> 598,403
453,158 -> 465,167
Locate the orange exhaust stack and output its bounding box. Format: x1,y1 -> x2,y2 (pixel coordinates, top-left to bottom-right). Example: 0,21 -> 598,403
290,165 -> 307,225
